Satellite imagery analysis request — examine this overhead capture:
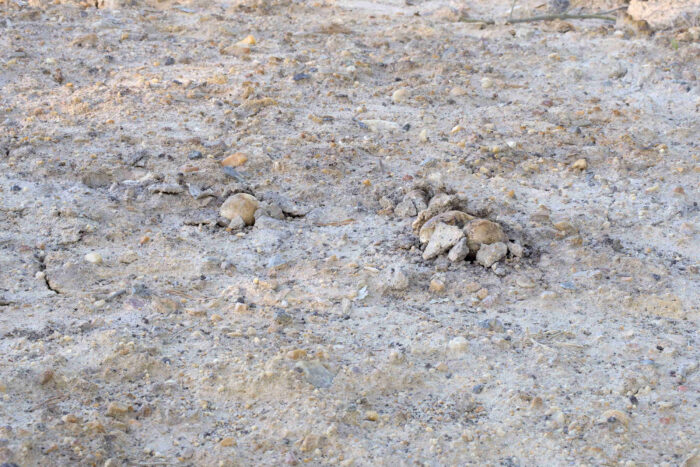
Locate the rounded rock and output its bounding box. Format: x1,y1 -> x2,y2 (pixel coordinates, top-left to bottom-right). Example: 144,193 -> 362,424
422,222 -> 465,260
222,152 -> 248,167
447,237 -> 469,262
85,252 -> 103,264
220,194 -> 259,225
389,267 -> 410,291
463,219 -> 505,252
476,242 -> 507,268
391,88 -> 408,103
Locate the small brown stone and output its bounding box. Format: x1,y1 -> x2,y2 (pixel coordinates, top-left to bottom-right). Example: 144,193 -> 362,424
429,278 -> 446,293
220,437 -> 237,447
286,349 -> 307,360
39,369 -> 54,385
62,414 -> 79,424
572,158 -> 588,170
85,420 -> 105,433
106,403 -> 129,417
300,434 -> 321,452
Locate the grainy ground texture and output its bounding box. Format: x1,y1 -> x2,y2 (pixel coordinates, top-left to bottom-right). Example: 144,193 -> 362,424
0,0 -> 699,465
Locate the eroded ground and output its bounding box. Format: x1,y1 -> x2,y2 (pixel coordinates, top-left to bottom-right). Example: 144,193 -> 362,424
0,0 -> 698,465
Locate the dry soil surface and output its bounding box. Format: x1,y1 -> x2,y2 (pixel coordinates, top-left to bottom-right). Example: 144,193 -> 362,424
0,0 -> 699,465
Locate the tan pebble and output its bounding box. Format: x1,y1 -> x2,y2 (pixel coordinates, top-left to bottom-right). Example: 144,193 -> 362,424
153,297 -> 179,314
481,77 -> 494,89
419,129 -> 428,142
365,410 -> 379,421
572,158 -> 588,170
236,35 -> 256,46
553,221 -> 575,232
234,303 -> 248,313
106,403 -> 129,417
62,414 -> 79,423
419,211 -> 474,244
210,314 -> 223,322
422,222 -> 465,259
476,288 -> 489,300
516,276 -> 536,288
465,282 -> 481,293
463,219 -> 505,251
208,74 -> 227,85
39,369 -> 54,385
286,349 -> 307,360
530,397 -> 543,409
429,278 -> 446,293
391,88 -> 408,103
569,236 -> 583,247
220,437 -> 237,447
221,152 -> 248,167
300,434 -> 321,452
448,336 -> 469,352
118,251 -> 138,264
85,420 -> 105,433
220,194 -> 259,225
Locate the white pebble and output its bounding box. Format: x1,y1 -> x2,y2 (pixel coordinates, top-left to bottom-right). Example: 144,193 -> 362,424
481,77 -> 494,89
391,88 -> 407,103
85,252 -> 103,264
447,336 -> 469,352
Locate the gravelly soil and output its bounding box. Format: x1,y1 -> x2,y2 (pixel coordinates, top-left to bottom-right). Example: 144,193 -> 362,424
0,0 -> 698,465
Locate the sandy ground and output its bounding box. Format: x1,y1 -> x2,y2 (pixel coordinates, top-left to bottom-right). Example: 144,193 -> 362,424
0,0 -> 699,465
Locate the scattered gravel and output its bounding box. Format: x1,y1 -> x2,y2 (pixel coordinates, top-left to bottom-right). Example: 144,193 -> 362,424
0,0 -> 697,465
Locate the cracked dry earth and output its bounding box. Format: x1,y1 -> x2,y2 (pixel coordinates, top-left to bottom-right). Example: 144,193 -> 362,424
0,0 -> 699,465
